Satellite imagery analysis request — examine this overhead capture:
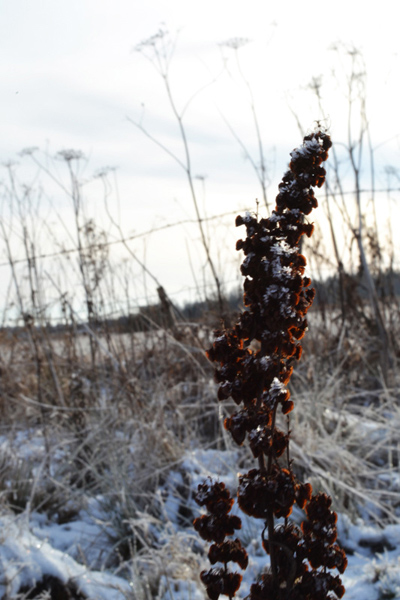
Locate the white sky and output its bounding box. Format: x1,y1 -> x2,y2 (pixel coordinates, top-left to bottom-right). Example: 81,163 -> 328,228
1,0 -> 399,315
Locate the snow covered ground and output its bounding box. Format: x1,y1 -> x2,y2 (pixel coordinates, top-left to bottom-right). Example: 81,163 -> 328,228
1,431 -> 400,600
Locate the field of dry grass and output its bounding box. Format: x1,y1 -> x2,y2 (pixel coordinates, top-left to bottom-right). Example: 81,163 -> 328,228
0,293 -> 399,598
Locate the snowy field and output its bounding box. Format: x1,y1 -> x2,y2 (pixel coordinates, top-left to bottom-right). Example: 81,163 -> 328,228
1,419 -> 400,599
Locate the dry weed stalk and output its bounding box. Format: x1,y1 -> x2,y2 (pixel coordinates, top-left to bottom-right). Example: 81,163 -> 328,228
194,131 -> 347,599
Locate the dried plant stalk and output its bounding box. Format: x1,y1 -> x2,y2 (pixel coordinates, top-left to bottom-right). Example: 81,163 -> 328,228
194,131 -> 347,600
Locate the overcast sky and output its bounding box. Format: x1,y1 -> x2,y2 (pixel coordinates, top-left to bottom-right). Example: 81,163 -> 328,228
1,0 -> 399,311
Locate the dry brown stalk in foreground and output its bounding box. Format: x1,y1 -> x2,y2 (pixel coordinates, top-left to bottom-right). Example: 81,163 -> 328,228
194,131 -> 347,599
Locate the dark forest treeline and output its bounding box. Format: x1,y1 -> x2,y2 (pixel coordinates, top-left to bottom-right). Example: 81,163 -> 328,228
2,270 -> 399,337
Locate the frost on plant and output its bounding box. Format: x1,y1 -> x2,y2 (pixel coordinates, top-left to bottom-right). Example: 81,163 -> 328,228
194,131 -> 347,599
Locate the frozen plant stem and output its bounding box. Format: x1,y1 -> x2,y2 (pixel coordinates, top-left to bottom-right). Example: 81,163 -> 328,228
133,28 -> 225,316
194,131 -> 347,599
